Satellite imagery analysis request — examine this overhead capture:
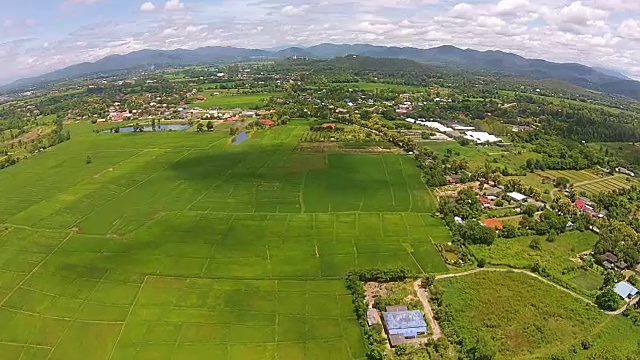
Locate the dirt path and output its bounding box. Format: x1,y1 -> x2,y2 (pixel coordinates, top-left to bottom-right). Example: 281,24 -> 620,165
413,280 -> 442,340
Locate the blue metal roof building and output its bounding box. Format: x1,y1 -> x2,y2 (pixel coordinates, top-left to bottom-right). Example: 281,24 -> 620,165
382,310 -> 428,338
614,281 -> 639,299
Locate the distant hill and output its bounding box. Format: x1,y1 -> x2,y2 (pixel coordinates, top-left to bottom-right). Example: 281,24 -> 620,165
593,67 -> 632,81
3,43 -> 640,100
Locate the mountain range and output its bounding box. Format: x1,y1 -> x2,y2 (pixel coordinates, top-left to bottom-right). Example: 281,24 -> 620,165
3,43 -> 640,100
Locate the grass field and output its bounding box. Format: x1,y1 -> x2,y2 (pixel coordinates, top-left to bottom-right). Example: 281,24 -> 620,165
469,231 -> 602,294
0,120 -> 449,359
189,91 -> 283,109
422,141 -> 535,171
438,271 -> 606,359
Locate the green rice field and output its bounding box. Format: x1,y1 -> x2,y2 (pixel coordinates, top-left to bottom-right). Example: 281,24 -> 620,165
0,121 -> 448,359
189,91 -> 283,109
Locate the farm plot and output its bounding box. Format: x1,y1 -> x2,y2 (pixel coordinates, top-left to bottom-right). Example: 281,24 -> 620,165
0,121 -> 449,359
540,170 -> 600,184
575,175 -> 634,195
437,271 -> 606,359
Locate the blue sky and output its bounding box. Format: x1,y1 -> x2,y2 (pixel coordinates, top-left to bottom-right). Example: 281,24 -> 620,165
1,0 -> 640,84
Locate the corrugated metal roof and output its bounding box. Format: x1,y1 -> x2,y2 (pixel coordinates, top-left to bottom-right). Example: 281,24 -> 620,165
614,281 -> 638,299
382,310 -> 427,331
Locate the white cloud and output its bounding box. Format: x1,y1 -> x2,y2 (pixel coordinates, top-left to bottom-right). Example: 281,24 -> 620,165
164,0 -> 184,11
140,2 -> 156,11
556,1 -> 608,26
618,19 -> 640,41
496,0 -> 530,15
281,5 -> 310,16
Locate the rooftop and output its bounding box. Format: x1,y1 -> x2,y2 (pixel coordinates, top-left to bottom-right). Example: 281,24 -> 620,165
481,218 -> 503,230
382,310 -> 427,333
507,192 -> 527,202
614,281 -> 639,299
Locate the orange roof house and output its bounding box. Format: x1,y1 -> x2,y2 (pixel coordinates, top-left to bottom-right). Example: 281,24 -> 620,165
322,123 -> 336,129
481,218 -> 503,230
196,95 -> 206,101
259,119 -> 275,127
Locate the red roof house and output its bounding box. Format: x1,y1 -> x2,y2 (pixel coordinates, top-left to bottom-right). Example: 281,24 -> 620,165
478,197 -> 491,206
259,119 -> 275,127
481,218 -> 503,230
574,199 -> 587,210
322,123 -> 336,129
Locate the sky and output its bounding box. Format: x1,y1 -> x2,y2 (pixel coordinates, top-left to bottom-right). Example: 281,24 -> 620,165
1,0 -> 640,84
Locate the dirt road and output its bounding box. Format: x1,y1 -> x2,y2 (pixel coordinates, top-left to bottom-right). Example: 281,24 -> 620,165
413,280 -> 442,340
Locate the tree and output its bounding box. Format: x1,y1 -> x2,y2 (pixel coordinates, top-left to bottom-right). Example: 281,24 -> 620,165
554,176 -> 571,189
206,120 -> 214,131
595,287 -> 621,311
151,118 -> 157,131
85,155 -> 92,165
458,221 -> 496,246
529,238 -> 542,250
422,274 -> 435,289
500,224 -> 518,238
546,230 -> 557,243
196,122 -> 204,132
522,204 -> 538,217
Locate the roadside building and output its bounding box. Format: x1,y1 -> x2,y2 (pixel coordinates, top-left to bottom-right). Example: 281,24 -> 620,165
382,305 -> 428,347
614,281 -> 639,300
321,123 -> 336,129
259,119 -> 275,127
481,218 -> 503,230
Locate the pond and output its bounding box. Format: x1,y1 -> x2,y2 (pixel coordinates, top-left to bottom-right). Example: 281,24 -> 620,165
232,131 -> 248,145
102,124 -> 191,133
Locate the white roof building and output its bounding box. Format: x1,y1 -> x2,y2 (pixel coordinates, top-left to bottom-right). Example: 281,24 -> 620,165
464,131 -> 502,144
416,121 -> 453,132
507,192 -> 527,202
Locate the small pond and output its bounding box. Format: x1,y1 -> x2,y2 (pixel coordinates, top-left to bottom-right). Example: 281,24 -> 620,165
102,124 -> 190,133
232,131 -> 248,145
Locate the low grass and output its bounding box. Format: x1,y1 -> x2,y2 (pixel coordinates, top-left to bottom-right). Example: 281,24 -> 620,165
469,231 -> 602,295
437,271 -> 606,359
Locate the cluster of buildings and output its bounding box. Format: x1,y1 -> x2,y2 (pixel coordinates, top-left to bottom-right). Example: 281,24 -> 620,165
573,197 -> 606,218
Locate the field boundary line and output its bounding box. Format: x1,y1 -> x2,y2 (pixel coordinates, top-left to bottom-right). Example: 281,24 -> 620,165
0,231 -> 73,308
299,171 -> 307,213
107,276 -> 148,360
45,271 -> 112,360
0,341 -> 52,350
399,156 -> 414,212
380,155 -> 396,207
0,307 -> 126,325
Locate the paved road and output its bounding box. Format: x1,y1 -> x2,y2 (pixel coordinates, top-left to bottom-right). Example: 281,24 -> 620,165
434,268 -> 639,315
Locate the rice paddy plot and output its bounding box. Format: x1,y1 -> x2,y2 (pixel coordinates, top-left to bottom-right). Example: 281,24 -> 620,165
0,121 -> 451,359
